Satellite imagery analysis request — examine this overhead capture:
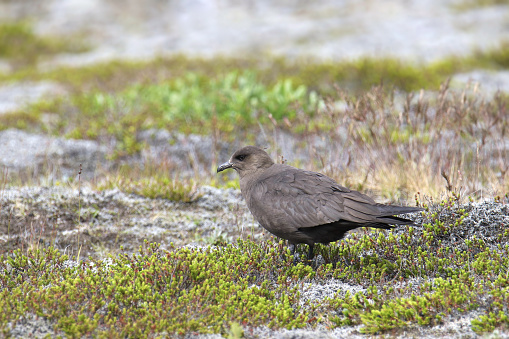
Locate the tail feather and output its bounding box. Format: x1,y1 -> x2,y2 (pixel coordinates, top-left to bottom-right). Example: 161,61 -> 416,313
376,216 -> 415,225
374,204 -> 423,226
375,204 -> 424,217
363,223 -> 396,230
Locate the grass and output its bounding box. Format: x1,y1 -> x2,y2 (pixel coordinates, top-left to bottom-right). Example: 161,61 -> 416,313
2,75 -> 508,200
94,164 -> 201,203
2,71 -> 319,146
276,82 -> 508,200
0,21 -> 90,70
0,196 -> 508,336
2,40 -> 509,92
453,0 -> 509,10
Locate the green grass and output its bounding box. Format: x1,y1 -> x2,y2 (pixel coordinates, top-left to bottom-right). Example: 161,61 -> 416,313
2,42 -> 509,161
2,41 -> 509,141
0,71 -> 321,156
95,164 -> 201,202
2,40 -> 509,93
2,71 -> 508,198
453,0 -> 509,10
0,21 -> 90,69
314,196 -> 507,334
93,163 -> 238,202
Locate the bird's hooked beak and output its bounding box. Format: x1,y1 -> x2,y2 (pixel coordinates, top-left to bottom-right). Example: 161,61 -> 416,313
217,161 -> 233,173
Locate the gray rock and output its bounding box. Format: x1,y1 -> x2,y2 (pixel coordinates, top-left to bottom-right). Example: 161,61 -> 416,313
250,327 -> 355,339
8,313 -> 61,338
0,129 -> 108,180
0,81 -> 66,114
196,185 -> 243,211
2,0 -> 509,67
0,185 -> 258,259
452,70 -> 509,96
406,200 -> 509,248
300,279 -> 365,306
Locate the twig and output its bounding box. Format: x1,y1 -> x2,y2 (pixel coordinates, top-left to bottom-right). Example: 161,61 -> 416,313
77,164 -> 83,264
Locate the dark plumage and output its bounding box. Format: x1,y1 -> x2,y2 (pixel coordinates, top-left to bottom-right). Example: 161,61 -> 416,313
217,146 -> 423,260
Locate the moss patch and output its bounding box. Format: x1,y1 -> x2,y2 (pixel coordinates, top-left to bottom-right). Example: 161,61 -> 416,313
3,40 -> 509,93
453,0 -> 509,10
0,240 -> 315,337
0,21 -> 90,69
1,197 -> 509,336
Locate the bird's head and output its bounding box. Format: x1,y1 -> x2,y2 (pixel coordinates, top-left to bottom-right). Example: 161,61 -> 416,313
217,146 -> 274,178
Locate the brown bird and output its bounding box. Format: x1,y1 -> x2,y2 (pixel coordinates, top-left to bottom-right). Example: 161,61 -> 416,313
217,146 -> 423,260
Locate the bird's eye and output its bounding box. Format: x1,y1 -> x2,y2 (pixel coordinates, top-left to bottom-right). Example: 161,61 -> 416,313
236,155 -> 246,161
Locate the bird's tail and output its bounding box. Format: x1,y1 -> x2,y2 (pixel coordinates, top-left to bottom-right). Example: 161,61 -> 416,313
363,215 -> 417,229
374,204 -> 423,226
376,204 -> 424,216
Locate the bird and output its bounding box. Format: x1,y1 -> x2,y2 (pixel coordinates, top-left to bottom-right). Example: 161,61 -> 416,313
217,146 -> 423,260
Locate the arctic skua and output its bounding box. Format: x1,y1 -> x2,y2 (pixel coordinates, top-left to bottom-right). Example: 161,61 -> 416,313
217,146 -> 423,260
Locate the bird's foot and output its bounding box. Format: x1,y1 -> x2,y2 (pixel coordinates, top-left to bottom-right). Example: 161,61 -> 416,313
307,244 -> 315,261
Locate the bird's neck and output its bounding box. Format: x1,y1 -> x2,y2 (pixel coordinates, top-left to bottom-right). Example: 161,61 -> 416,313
239,164 -> 273,194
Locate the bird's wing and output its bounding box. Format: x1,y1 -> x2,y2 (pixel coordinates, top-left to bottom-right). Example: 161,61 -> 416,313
253,168 -> 381,228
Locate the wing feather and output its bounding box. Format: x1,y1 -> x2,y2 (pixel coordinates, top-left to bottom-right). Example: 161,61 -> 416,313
250,167 -> 383,229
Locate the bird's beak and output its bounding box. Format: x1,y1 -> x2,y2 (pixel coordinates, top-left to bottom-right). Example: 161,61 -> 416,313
217,161 -> 233,173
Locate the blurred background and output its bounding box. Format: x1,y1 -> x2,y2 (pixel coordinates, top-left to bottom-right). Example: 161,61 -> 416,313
1,0 -> 509,65
0,0 -> 508,200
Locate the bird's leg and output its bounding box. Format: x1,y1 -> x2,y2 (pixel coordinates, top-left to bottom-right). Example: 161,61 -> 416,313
288,243 -> 301,265
288,243 -> 296,256
307,244 -> 315,260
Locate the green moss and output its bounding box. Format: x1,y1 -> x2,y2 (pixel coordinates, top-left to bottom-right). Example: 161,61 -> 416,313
327,274 -> 480,334
1,197 -> 509,335
314,197 -> 509,334
0,21 -> 89,69
430,41 -> 509,73
479,41 -> 509,68
2,44 -> 508,95
453,0 -> 509,10
1,38 -> 509,94
209,178 -> 241,190
0,110 -> 41,131
0,239 -> 315,337
0,40 -> 509,94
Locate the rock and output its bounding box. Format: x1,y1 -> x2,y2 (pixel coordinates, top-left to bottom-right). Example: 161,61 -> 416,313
196,185 -> 243,211
451,70 -> 509,96
8,314 -> 60,338
0,81 -> 67,114
0,129 -> 108,180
